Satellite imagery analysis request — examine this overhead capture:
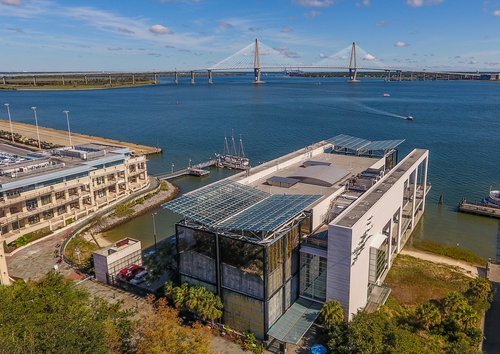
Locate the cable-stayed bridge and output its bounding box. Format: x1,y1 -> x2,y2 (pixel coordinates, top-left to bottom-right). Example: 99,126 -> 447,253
2,39 -> 496,86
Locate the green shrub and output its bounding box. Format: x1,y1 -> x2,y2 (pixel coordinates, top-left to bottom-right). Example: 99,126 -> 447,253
114,204 -> 133,217
412,241 -> 486,266
159,181 -> 169,191
65,217 -> 75,226
8,228 -> 53,249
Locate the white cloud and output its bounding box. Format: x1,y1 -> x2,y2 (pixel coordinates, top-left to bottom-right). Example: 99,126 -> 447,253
1,0 -> 22,6
149,24 -> 172,35
394,41 -> 409,47
294,0 -> 334,8
319,53 -> 329,59
304,10 -> 321,18
407,0 -> 444,7
218,20 -> 233,29
493,10 -> 500,16
363,53 -> 376,61
281,26 -> 293,33
376,20 -> 388,27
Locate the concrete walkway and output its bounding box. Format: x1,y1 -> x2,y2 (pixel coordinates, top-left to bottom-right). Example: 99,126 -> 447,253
400,249 -> 484,278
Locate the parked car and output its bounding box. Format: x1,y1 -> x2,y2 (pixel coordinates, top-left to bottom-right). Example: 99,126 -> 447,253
117,264 -> 145,281
129,270 -> 148,285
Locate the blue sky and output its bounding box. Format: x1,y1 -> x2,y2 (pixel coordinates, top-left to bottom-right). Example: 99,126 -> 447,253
1,0 -> 499,71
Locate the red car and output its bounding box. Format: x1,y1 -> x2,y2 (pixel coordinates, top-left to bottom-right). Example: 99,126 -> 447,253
117,264 -> 145,281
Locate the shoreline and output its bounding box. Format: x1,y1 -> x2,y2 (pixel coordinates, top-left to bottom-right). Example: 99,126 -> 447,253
0,82 -> 156,91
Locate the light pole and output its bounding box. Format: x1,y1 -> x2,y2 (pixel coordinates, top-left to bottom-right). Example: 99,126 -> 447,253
152,212 -> 158,251
171,163 -> 174,174
4,103 -> 14,143
30,106 -> 41,149
63,110 -> 72,146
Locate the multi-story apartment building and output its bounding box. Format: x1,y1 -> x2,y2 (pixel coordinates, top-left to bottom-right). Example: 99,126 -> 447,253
163,134 -> 430,344
0,143 -> 148,245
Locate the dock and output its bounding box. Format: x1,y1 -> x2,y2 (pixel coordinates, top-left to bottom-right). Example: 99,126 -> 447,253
458,200 -> 500,219
0,119 -> 162,155
156,160 -> 217,180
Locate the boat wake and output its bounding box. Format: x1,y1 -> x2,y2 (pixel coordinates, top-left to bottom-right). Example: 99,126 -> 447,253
355,103 -> 408,120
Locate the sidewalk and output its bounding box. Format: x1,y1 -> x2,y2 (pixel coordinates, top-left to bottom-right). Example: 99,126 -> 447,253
400,248 -> 484,278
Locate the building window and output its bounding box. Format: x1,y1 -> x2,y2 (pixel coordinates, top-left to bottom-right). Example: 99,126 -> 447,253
1,225 -> 8,234
12,221 -> 19,230
57,206 -> 67,215
42,210 -> 54,219
299,253 -> 327,302
41,194 -> 52,205
95,176 -> 105,186
96,189 -> 105,198
26,199 -> 38,211
368,240 -> 389,285
28,214 -> 40,225
9,206 -> 20,214
55,191 -> 65,200
68,188 -> 79,197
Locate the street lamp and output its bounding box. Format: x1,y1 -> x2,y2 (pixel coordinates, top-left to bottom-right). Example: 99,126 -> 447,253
152,212 -> 158,251
30,106 -> 41,149
3,103 -> 14,143
63,110 -> 72,146
171,163 -> 174,174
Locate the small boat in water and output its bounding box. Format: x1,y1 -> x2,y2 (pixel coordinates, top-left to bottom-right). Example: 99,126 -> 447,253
383,93 -> 391,97
484,189 -> 500,208
406,115 -> 414,121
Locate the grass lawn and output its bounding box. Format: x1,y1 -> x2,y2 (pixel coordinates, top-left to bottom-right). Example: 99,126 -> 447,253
385,254 -> 471,306
64,235 -> 99,266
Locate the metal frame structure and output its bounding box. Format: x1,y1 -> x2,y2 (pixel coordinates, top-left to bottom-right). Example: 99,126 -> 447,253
327,134 -> 405,158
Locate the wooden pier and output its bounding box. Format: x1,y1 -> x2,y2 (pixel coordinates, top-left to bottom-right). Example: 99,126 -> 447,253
458,200 -> 500,219
156,159 -> 216,180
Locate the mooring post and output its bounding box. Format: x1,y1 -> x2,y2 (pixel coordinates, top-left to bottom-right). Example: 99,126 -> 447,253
190,71 -> 195,85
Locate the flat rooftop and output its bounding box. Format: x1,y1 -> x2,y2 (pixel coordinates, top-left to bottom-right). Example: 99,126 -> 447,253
335,149 -> 427,228
0,143 -> 130,189
93,237 -> 140,257
233,152 -> 379,199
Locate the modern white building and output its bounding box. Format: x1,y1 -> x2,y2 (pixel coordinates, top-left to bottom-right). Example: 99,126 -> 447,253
164,134 -> 430,343
92,237 -> 142,284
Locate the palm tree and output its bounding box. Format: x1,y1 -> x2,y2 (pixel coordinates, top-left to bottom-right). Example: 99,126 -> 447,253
319,300 -> 345,329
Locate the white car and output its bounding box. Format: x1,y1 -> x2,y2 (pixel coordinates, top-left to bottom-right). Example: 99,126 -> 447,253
129,270 -> 148,285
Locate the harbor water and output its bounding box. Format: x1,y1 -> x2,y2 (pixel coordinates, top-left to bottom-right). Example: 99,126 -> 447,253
0,76 -> 498,258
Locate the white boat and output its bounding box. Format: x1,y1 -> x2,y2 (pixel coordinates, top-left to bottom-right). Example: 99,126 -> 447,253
383,93 -> 391,97
406,115 -> 414,121
484,190 -> 500,208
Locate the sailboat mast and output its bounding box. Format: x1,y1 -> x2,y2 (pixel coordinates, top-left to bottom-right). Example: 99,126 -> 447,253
239,135 -> 245,158
231,130 -> 237,156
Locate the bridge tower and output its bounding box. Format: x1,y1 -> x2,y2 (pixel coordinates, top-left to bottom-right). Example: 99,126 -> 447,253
174,71 -> 179,85
190,71 -> 195,85
253,38 -> 264,84
348,42 -> 359,83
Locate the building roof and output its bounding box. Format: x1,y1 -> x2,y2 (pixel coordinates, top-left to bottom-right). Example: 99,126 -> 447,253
288,165 -> 350,187
327,134 -> 405,155
163,180 -> 320,235
267,297 -> 323,344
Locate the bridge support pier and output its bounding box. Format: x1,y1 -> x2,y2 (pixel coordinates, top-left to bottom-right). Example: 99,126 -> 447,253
254,68 -> 263,84
2,76 -> 6,85
62,75 -> 65,86
132,75 -> 135,84
208,70 -> 213,85
410,72 -> 413,81
32,75 -> 37,86
84,75 -> 88,85
398,71 -> 402,82
154,73 -> 157,84
109,75 -> 112,86
385,70 -> 391,82
347,42 -> 359,83
174,71 -> 179,85
191,71 -> 195,85
423,73 -> 426,81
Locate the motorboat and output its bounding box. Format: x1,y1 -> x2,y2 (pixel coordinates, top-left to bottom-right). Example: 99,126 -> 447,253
484,190 -> 500,208
383,93 -> 391,97
406,115 -> 414,121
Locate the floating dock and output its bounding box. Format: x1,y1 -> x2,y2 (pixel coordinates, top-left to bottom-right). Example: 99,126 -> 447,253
458,200 -> 500,219
0,119 -> 161,155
